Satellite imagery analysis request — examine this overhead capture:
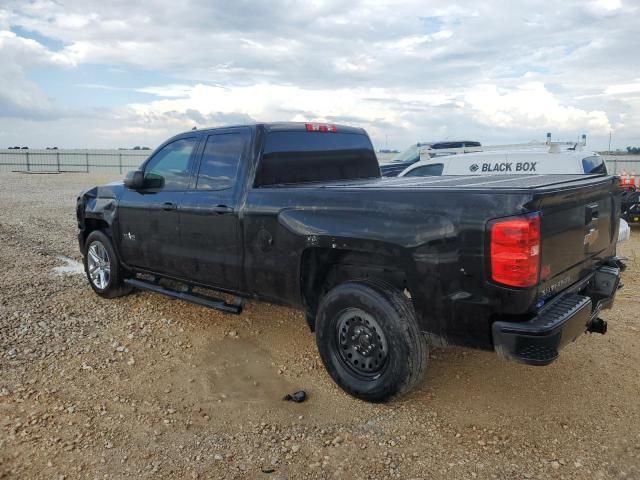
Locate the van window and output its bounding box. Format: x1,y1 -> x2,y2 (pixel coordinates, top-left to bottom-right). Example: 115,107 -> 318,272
431,142 -> 462,150
405,164 -> 444,177
582,155 -> 607,174
389,144 -> 421,163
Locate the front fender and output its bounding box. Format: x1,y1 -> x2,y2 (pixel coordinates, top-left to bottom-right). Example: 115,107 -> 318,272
76,182 -> 126,248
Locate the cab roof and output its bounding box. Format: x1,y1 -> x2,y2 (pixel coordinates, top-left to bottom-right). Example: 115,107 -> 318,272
179,122 -> 367,136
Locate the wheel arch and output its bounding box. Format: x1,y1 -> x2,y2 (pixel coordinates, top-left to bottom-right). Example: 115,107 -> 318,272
300,247 -> 413,331
80,217 -> 112,252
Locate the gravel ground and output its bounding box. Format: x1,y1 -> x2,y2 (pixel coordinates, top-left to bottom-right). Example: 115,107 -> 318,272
0,172 -> 639,480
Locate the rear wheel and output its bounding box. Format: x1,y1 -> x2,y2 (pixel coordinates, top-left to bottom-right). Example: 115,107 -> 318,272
315,279 -> 428,402
84,230 -> 131,298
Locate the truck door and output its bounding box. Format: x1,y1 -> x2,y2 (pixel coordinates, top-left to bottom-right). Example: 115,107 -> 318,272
117,136 -> 199,275
178,128 -> 251,290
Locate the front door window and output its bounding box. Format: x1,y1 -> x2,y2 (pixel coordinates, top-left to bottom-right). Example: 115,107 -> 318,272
144,138 -> 197,190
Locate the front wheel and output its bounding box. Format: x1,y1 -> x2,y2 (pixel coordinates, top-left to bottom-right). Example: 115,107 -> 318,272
315,280 -> 428,402
83,230 -> 132,298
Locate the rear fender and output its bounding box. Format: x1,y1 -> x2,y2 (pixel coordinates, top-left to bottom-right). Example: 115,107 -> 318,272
279,208 -> 457,335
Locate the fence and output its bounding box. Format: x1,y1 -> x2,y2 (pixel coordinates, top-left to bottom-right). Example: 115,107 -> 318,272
601,155 -> 640,174
0,149 -> 150,173
1,149 -> 639,175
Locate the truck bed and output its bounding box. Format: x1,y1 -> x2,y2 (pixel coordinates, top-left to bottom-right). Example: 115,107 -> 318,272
318,173 -> 610,192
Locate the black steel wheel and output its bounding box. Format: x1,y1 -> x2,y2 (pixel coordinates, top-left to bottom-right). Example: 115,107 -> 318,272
316,279 -> 428,402
336,308 -> 388,378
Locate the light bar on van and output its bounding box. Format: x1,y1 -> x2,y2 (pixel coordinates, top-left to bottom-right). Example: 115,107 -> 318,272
305,123 -> 337,133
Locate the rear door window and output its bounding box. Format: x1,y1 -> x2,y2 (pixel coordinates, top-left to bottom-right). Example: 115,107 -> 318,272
404,164 -> 444,177
196,130 -> 249,189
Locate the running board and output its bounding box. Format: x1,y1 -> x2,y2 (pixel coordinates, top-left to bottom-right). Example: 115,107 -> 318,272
124,278 -> 242,314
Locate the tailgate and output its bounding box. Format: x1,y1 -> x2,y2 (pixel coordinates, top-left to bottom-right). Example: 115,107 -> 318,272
537,177 -> 619,298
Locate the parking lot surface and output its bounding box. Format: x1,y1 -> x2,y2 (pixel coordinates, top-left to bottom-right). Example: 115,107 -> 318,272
1,172 -> 638,479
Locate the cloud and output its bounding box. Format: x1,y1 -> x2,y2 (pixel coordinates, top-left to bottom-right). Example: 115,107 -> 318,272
0,29 -> 74,119
0,0 -> 638,149
464,82 -> 611,133
588,0 -> 623,13
605,81 -> 640,96
110,81 -> 611,149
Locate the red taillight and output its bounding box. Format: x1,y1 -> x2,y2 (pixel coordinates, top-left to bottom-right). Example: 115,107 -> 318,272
490,213 -> 540,288
305,123 -> 337,132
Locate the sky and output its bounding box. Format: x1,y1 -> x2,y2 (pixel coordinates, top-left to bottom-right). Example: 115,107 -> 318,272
1,0 -> 639,151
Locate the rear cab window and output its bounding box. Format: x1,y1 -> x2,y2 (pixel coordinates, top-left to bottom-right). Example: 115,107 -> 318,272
255,130 -> 380,186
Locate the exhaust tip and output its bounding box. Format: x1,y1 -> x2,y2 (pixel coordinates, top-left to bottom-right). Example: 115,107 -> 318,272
587,318 -> 608,335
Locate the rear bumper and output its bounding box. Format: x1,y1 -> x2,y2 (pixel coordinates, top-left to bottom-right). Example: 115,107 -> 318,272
492,265 -> 621,366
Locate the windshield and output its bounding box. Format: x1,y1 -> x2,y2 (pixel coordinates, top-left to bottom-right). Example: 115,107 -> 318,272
582,155 -> 607,174
388,143 -> 430,164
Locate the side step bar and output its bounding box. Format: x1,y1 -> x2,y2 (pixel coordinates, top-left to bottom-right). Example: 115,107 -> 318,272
124,278 -> 242,314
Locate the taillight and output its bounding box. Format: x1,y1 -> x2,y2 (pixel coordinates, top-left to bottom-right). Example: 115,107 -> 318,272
305,123 -> 337,132
490,213 -> 540,288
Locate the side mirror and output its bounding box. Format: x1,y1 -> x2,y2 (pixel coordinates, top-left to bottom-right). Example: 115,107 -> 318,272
123,170 -> 144,190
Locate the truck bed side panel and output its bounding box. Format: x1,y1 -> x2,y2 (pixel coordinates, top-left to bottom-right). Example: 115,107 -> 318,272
243,187 -> 538,348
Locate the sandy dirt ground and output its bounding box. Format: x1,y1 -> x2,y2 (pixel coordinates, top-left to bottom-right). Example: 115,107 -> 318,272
0,172 -> 638,480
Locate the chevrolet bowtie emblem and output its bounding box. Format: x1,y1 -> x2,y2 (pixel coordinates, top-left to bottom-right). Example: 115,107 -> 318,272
584,227 -> 598,246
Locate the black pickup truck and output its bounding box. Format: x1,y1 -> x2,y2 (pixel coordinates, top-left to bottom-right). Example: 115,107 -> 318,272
77,122 -> 623,402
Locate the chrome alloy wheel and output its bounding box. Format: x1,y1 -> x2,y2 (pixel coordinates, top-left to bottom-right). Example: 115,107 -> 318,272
87,241 -> 111,290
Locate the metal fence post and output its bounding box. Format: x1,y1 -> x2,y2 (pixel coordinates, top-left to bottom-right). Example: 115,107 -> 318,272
119,153 -> 123,174
56,151 -> 60,172
86,152 -> 89,173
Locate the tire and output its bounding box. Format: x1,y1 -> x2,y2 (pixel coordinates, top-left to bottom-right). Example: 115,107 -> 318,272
315,279 -> 428,402
83,230 -> 132,298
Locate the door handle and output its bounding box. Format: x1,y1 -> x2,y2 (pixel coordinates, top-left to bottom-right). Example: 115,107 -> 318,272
210,205 -> 233,215
162,202 -> 177,211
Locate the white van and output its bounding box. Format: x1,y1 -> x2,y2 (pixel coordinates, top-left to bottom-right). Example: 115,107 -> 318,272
399,149 -> 630,243
399,150 -> 608,177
